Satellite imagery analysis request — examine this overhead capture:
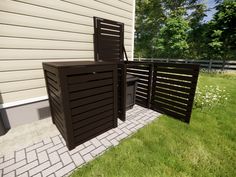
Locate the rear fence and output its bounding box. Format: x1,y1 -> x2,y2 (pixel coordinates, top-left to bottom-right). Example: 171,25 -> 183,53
134,58 -> 236,71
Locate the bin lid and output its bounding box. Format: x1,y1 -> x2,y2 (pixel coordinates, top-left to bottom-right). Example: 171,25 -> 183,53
126,74 -> 139,82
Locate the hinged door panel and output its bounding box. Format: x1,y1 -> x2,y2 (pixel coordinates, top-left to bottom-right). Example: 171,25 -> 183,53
151,63 -> 200,123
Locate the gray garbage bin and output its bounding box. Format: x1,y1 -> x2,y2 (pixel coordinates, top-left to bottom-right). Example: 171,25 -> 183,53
126,74 -> 138,110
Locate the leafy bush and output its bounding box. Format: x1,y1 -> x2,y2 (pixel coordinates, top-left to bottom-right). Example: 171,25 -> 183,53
194,85 -> 229,110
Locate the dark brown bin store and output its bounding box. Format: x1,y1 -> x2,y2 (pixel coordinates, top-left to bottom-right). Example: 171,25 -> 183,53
43,61 -> 118,150
126,74 -> 138,110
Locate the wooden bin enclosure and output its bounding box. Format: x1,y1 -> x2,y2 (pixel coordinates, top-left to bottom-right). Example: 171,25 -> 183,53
43,61 -> 118,150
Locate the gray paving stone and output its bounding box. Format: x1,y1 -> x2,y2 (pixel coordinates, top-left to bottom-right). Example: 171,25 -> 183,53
0,159 -> 15,170
33,173 -> 42,177
26,142 -> 44,153
90,138 -> 102,148
47,143 -> 64,154
106,132 -> 118,141
68,144 -> 85,155
0,157 -> 3,163
100,138 -> 112,148
116,133 -> 128,141
16,160 -> 38,176
80,145 -> 95,156
3,170 -> 15,177
36,143 -> 54,153
83,141 -> 92,147
52,136 -> 61,145
42,162 -> 63,177
91,146 -> 106,157
83,153 -> 93,163
110,139 -> 119,146
48,152 -> 60,165
96,132 -> 109,140
4,152 -> 15,161
26,150 -> 37,163
18,172 -> 28,177
43,138 -> 52,145
71,153 -> 85,166
55,163 -> 75,177
28,161 -> 50,176
47,174 -> 55,177
38,151 -> 49,164
60,152 -> 72,166
0,169 -> 2,177
3,159 -> 26,174
15,149 -> 26,162
57,146 -> 68,155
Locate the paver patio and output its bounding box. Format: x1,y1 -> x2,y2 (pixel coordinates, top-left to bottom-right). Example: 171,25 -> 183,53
0,105 -> 161,177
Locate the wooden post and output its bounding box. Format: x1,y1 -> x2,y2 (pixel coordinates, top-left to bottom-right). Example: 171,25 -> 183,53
209,59 -> 212,72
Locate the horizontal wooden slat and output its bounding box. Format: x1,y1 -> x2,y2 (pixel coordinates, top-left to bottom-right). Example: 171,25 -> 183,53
74,121 -> 113,143
152,101 -> 187,115
73,110 -> 113,129
155,87 -> 189,99
71,98 -> 113,115
154,96 -> 187,110
155,91 -> 189,104
74,119 -> 113,138
126,69 -> 149,75
156,77 -> 192,87
154,62 -> 199,69
72,103 -> 113,121
69,85 -> 112,100
68,72 -> 112,84
155,72 -> 193,81
70,92 -> 113,108
100,29 -> 121,36
156,82 -> 191,93
156,67 -> 195,75
151,105 -> 186,121
136,91 -> 148,98
69,78 -> 113,92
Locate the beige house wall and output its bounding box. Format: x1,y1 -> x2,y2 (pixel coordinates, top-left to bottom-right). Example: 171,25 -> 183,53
0,0 -> 135,105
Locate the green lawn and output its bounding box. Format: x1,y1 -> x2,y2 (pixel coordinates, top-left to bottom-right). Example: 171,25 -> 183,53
71,73 -> 236,177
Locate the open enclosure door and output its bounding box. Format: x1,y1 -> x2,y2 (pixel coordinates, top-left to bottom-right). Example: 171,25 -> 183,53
151,63 -> 200,123
93,17 -> 126,121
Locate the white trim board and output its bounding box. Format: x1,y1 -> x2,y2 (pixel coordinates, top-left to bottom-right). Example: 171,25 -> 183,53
0,96 -> 48,109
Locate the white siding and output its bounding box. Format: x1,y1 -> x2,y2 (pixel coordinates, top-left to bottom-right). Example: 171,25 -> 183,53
0,0 -> 135,104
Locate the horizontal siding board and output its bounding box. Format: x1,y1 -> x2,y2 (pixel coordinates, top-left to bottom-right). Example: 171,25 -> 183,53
0,59 -> 93,71
96,0 -> 133,12
0,24 -> 93,42
0,37 -> 93,50
0,50 -> 94,60
0,69 -> 43,83
15,0 -> 133,27
0,11 -> 94,34
64,0 -> 132,19
0,78 -> 45,93
0,87 -> 46,104
0,24 -> 132,45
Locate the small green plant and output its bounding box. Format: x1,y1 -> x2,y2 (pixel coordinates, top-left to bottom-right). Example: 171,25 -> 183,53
194,85 -> 229,110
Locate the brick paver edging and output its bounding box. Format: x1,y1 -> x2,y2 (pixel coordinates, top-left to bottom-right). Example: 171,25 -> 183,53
0,105 -> 161,177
